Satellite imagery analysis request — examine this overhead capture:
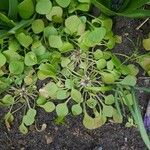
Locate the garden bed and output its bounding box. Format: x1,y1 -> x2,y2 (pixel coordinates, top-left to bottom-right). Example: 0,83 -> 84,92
0,15 -> 149,150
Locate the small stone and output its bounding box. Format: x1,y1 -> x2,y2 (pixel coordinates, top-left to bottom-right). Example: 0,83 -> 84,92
45,135 -> 53,144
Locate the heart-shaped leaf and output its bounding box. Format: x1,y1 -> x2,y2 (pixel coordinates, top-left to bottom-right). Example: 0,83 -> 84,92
56,0 -> 71,8
16,32 -> 33,48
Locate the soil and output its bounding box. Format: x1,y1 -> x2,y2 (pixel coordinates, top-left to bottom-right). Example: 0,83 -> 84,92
0,11 -> 150,150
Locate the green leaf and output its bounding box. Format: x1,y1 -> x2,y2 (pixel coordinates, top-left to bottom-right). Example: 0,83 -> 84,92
59,42 -> 74,53
61,57 -> 71,68
18,0 -> 34,19
23,108 -> 36,126
56,90 -> 68,100
49,35 -> 63,48
31,19 -> 44,34
71,88 -> 83,103
120,75 -> 137,86
0,12 -> 15,28
16,32 -> 33,48
122,0 -> 150,12
76,3 -> 90,12
36,0 -> 52,15
96,59 -> 107,70
85,86 -> 113,92
111,54 -> 122,68
103,105 -> 113,117
143,38 -> 150,51
8,19 -> 34,35
71,104 -> 82,116
0,53 -> 6,68
83,27 -> 106,47
107,60 -> 114,70
8,39 -> 20,51
27,108 -> 37,117
123,93 -> 133,106
65,79 -> 74,89
56,103 -> 68,117
105,94 -> 114,105
8,0 -> 18,19
113,109 -> 123,123
40,101 -> 55,112
86,98 -> 97,108
4,112 -> 14,128
39,82 -> 58,99
120,9 -> 150,18
9,60 -> 24,75
101,72 -> 115,84
0,78 -> 12,94
19,123 -> 28,134
2,94 -> 14,106
38,63 -> 57,80
83,111 -> 104,129
91,0 -> 116,16
100,16 -> 113,32
56,0 -> 71,8
138,55 -> 150,72
127,64 -> 139,76
25,52 -> 37,66
44,26 -> 58,38
36,96 -> 47,105
93,49 -> 103,60
65,15 -> 82,34
46,6 -> 63,22
31,41 -> 46,56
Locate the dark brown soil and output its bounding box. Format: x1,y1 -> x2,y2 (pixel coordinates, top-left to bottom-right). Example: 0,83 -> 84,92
0,15 -> 150,150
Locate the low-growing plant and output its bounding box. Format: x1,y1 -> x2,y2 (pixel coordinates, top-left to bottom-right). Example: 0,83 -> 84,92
0,0 -> 150,149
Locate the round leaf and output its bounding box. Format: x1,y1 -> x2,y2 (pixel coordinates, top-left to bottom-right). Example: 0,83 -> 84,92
31,19 -> 44,34
65,15 -> 82,34
40,101 -> 55,112
9,60 -> 24,75
86,98 -> 97,108
36,0 -> 52,15
96,59 -> 107,70
104,94 -> 114,105
71,104 -> 82,116
56,90 -> 68,100
56,103 -> 68,117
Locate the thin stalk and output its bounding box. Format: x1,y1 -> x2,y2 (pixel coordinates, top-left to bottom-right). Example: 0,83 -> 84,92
131,88 -> 150,150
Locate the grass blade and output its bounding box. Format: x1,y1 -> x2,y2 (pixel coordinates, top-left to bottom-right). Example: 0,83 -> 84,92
131,88 -> 150,149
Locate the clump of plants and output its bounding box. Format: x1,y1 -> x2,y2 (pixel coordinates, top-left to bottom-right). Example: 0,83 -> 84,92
0,0 -> 150,149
